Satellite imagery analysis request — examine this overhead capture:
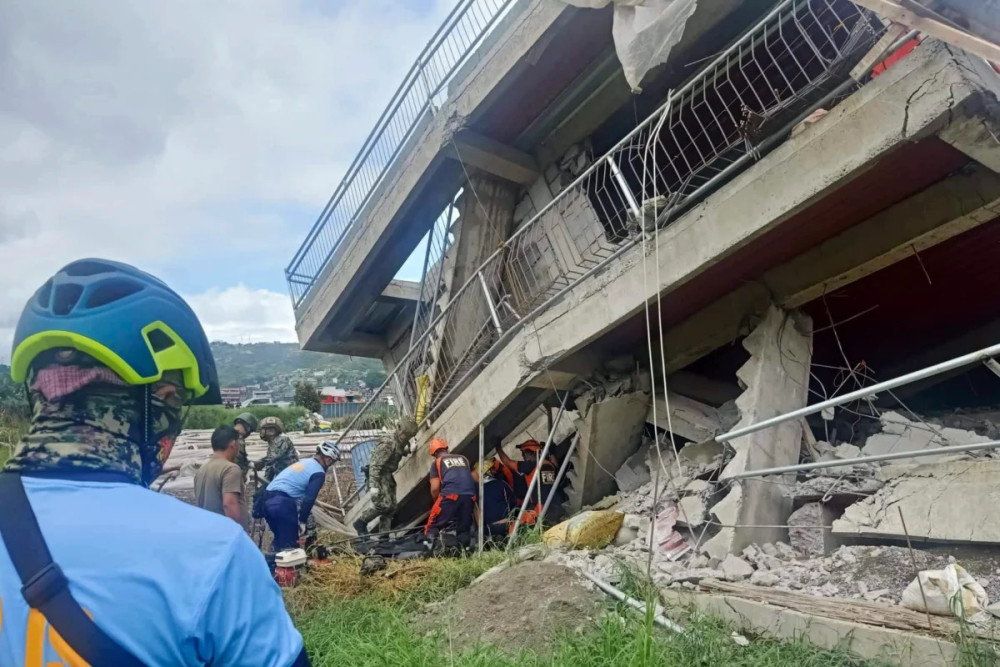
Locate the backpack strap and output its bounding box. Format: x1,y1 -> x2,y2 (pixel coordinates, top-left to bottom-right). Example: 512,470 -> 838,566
0,473 -> 145,666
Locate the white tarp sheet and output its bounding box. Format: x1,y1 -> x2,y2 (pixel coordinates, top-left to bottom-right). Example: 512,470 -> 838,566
562,0 -> 699,92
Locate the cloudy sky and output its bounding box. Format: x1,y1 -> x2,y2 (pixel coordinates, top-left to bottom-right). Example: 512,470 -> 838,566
0,0 -> 453,360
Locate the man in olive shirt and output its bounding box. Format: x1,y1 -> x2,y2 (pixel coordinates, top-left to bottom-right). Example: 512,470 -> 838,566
195,426 -> 247,530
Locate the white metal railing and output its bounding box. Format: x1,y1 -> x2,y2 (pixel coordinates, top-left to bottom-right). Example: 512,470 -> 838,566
340,0 -> 886,512
286,0 -> 517,309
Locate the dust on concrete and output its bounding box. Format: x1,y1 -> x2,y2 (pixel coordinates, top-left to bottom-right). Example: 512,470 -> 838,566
413,561 -> 608,655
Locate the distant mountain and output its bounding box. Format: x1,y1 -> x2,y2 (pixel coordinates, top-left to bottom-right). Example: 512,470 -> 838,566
210,342 -> 385,390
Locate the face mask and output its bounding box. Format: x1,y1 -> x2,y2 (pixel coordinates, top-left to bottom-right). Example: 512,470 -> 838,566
138,387 -> 186,485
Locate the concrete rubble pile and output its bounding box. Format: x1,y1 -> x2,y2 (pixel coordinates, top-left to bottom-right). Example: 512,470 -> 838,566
544,401 -> 1000,621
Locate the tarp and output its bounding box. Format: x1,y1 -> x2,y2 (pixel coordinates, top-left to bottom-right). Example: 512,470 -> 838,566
350,440 -> 377,488
562,0 -> 699,92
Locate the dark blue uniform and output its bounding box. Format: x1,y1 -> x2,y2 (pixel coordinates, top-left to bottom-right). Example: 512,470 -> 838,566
425,454 -> 476,540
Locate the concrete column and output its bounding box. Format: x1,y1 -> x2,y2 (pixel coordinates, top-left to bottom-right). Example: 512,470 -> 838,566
703,305 -> 813,559
432,170 -> 517,400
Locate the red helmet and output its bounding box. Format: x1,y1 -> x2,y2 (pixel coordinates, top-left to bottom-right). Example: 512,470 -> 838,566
429,438 -> 449,455
516,440 -> 541,453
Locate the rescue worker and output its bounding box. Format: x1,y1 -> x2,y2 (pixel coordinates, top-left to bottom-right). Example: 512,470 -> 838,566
0,258 -> 307,666
496,439 -> 559,522
478,459 -> 517,539
254,415 -> 298,481
352,417 -> 418,536
424,439 -> 477,546
262,442 -> 340,551
232,411 -> 258,478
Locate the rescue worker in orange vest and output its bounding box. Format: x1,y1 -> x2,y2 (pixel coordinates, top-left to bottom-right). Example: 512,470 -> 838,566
424,439 -> 477,546
496,439 -> 558,523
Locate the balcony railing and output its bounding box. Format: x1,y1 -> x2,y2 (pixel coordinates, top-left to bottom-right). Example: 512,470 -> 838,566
285,0 -> 517,309
338,0 -> 887,515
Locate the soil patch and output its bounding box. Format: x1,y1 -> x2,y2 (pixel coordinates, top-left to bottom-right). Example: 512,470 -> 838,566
413,561 -> 607,656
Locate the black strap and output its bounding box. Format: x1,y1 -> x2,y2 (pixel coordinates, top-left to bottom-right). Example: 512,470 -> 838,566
0,473 -> 146,666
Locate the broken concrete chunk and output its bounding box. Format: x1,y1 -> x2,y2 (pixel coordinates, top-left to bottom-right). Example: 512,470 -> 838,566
750,570 -> 780,587
833,443 -> 862,459
614,443 -> 652,492
684,479 -> 712,495
788,502 -> 841,558
676,495 -> 706,528
862,411 -> 987,463
721,554 -> 754,581
647,393 -> 723,443
677,439 -> 724,471
833,460 -> 1000,544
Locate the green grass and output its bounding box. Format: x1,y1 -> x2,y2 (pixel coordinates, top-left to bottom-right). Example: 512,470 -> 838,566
288,553 -> 888,667
183,404 -> 309,430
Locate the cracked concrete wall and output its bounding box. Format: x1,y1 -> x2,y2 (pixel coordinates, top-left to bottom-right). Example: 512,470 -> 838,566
704,306 -> 812,559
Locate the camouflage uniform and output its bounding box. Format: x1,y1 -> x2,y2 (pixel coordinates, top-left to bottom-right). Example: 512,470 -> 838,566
4,356 -> 181,486
356,418 -> 418,533
258,434 -> 298,481
233,437 -> 251,478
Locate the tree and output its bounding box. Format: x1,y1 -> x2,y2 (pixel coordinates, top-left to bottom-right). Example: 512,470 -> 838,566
363,368 -> 387,389
294,381 -> 322,414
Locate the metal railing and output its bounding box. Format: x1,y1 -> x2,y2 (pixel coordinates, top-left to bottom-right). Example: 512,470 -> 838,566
340,0 -> 884,512
285,0 -> 516,309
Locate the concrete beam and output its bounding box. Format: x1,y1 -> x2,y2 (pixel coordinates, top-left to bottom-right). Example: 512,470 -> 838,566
380,279 -> 421,302
450,130 -> 539,185
295,0 -> 570,350
660,163 -> 1000,373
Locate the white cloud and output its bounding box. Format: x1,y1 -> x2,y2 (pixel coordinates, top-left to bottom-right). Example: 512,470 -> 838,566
184,285 -> 296,344
0,0 -> 454,344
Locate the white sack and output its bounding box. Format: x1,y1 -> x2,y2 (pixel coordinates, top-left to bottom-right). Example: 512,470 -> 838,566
900,564 -> 989,618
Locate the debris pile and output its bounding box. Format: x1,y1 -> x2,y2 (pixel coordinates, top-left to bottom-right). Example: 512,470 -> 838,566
542,395 -> 1000,623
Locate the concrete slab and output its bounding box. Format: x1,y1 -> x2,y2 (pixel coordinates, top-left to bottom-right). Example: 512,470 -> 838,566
564,391 -> 650,514
832,459 -> 1000,544
661,588 -> 963,666
861,411 -> 987,464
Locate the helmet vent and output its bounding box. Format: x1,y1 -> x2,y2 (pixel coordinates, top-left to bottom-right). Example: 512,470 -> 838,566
64,260 -> 113,277
36,280 -> 53,309
146,328 -> 175,353
52,284 -> 83,315
86,278 -> 143,308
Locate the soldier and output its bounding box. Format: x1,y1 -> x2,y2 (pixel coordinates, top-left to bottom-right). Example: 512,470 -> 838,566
254,416 -> 298,481
352,417 -> 418,535
232,412 -> 258,478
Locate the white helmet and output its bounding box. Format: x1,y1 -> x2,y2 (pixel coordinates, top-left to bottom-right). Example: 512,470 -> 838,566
317,441 -> 341,461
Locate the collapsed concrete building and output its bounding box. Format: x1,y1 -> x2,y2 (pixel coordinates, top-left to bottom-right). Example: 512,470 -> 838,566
287,0 -> 1000,595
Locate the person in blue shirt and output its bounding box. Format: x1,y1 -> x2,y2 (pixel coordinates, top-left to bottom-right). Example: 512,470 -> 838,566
0,259 -> 308,667
263,441 -> 340,551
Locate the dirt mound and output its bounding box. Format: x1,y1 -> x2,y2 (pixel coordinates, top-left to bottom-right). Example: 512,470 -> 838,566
413,561 -> 607,655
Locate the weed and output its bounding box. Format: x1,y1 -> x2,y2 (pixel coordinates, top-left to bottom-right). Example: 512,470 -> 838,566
288,553 -> 890,667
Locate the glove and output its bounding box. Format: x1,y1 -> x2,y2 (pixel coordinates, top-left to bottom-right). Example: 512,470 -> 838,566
298,522 -> 307,536
369,486 -> 380,495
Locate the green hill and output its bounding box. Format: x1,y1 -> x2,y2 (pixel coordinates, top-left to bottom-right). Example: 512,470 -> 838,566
210,341 -> 385,389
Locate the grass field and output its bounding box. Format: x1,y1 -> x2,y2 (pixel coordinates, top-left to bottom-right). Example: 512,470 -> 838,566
285,554 -> 891,667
